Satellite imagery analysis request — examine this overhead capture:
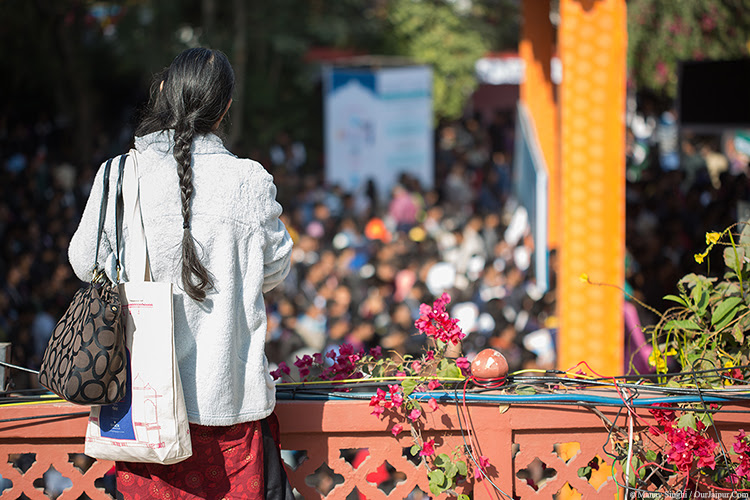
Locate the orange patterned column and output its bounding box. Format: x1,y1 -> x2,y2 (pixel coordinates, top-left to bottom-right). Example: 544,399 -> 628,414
519,0 -> 560,249
557,0 -> 627,375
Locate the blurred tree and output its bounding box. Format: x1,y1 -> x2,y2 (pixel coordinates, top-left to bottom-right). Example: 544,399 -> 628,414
628,0 -> 750,99
469,0 -> 521,52
1,0 -> 516,166
384,0 -> 490,121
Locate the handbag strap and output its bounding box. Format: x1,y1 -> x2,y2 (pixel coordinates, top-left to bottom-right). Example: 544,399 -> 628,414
114,154 -> 128,282
93,157 -> 115,272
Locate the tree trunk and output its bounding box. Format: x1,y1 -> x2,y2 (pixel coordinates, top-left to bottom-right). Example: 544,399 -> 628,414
202,0 -> 216,46
52,2 -> 94,169
228,0 -> 247,152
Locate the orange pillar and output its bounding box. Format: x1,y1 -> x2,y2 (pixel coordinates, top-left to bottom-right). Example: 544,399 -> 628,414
557,0 -> 627,375
519,0 -> 560,249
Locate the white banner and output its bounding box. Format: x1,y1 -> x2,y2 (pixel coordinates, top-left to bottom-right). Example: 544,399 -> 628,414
324,65 -> 433,199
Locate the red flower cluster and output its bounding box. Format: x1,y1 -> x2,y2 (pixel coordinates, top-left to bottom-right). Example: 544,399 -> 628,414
730,429 -> 750,483
369,384 -> 405,417
414,293 -> 465,346
419,438 -> 435,457
269,343 -> 382,382
648,404 -> 718,473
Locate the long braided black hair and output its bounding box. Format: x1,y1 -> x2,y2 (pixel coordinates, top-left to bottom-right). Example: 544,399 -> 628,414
136,48 -> 235,301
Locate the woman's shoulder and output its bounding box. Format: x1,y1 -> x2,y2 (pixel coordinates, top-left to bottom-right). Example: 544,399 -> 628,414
207,151 -> 272,181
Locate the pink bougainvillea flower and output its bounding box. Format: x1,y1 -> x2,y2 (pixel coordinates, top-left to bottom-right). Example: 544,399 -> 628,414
339,343 -> 354,357
733,429 -> 750,454
299,367 -> 310,378
388,385 -> 404,407
419,438 -> 436,457
428,398 -> 439,412
414,293 -> 465,345
391,392 -> 404,407
474,455 -> 491,479
294,355 -> 313,368
411,361 -> 422,373
425,350 -> 435,361
648,403 -> 676,427
270,361 -> 290,380
427,379 -> 441,391
648,426 -> 662,437
371,406 -> 385,418
408,408 -> 422,421
651,411 -> 719,474
456,357 -> 471,376
369,346 -> 382,359
391,423 -> 403,436
370,388 -> 386,406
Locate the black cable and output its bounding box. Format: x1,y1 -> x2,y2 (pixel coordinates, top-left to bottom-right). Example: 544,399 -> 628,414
599,405 -> 625,460
451,380 -> 513,500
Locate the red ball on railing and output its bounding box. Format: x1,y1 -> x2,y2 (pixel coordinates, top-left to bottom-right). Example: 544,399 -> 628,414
471,348 -> 509,380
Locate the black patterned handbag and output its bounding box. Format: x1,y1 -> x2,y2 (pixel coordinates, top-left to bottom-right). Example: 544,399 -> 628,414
38,155 -> 129,405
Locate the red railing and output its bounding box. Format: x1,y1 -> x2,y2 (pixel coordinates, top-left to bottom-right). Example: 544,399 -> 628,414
0,397 -> 748,499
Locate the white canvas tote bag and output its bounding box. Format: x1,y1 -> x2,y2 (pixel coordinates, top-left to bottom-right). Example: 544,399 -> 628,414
85,152 -> 192,465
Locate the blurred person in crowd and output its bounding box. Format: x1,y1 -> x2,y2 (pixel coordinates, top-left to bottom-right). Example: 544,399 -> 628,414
269,130 -> 306,173
388,183 -> 419,233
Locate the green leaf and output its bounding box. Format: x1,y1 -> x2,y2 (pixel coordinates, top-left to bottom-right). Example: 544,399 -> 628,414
401,378 -> 419,396
665,319 -> 701,331
456,460 -> 468,476
663,294 -> 688,307
458,495 -> 470,500
666,379 -> 682,389
732,323 -> 745,343
696,411 -> 713,429
711,296 -> 743,330
677,412 -> 697,430
724,246 -> 746,273
578,466 -> 592,478
645,450 -> 657,462
428,469 -> 447,495
680,273 -> 714,290
404,399 -> 419,411
437,361 -> 461,379
434,453 -> 450,468
445,462 -> 458,478
633,455 -> 645,479
515,385 -> 537,395
693,287 -> 709,316
410,444 -> 421,456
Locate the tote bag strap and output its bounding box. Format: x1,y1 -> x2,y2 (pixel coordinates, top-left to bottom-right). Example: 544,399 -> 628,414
122,150 -> 151,283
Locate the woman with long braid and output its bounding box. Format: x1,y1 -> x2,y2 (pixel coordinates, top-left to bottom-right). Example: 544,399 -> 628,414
69,48 -> 294,498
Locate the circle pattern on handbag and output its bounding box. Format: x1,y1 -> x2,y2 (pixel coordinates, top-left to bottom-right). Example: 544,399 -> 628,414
39,281 -> 128,405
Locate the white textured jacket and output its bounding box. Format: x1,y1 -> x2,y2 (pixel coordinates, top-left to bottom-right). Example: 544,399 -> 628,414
69,131 -> 293,425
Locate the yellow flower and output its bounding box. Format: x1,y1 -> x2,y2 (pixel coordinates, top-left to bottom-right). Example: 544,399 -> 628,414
579,273 -> 589,283
694,252 -> 706,264
649,348 -> 676,374
705,232 -> 721,245
723,361 -> 738,386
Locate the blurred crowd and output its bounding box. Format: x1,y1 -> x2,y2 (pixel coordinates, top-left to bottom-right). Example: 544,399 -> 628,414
263,113 -> 557,378
1,95 -> 749,390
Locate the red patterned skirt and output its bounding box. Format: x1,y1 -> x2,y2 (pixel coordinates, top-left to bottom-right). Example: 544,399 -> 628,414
116,413 -> 293,500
